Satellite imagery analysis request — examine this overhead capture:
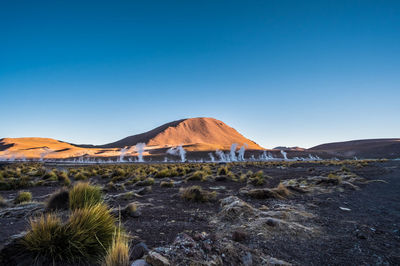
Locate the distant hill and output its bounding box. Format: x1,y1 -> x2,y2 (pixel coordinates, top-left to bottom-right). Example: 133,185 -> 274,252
273,146 -> 306,151
308,138 -> 400,158
98,117 -> 263,151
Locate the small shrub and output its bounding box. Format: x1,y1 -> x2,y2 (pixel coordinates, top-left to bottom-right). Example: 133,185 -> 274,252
69,182 -> 102,210
14,191 -> 32,204
217,165 -> 229,176
186,170 -> 207,181
43,170 -> 58,181
160,180 -> 174,187
274,183 -> 291,197
154,168 -> 176,178
239,174 -> 247,182
125,202 -> 137,213
341,166 -> 350,172
112,175 -> 125,182
248,170 -> 268,186
58,171 -> 71,186
113,168 -> 126,178
122,202 -> 139,217
46,188 -> 70,211
136,178 -> 154,186
328,173 -> 342,183
180,186 -> 217,202
0,195 -> 7,208
34,180 -> 45,187
74,172 -> 87,181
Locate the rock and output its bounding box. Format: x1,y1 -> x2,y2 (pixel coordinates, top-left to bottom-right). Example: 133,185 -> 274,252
242,252 -> 253,266
131,259 -> 150,266
131,242 -> 149,260
232,230 -> 248,242
215,175 -> 227,181
209,186 -> 226,190
265,218 -> 279,227
219,196 -> 256,221
192,231 -> 208,241
263,256 -> 292,265
146,251 -> 170,266
173,233 -> 196,248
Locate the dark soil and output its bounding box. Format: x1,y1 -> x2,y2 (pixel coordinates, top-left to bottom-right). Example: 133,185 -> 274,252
0,160 -> 399,265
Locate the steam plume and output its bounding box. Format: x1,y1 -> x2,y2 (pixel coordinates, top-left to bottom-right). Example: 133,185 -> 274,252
167,145 -> 186,162
280,150 -> 288,160
230,143 -> 238,161
135,143 -> 146,162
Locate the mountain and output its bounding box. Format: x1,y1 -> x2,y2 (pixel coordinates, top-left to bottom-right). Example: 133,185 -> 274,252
308,138 -> 400,158
99,117 -> 263,151
0,117 -> 263,159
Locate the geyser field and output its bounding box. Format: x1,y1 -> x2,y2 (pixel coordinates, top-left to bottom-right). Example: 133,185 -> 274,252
0,159 -> 399,265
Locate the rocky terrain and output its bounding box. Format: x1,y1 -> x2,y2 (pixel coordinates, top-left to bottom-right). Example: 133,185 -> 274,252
0,159 -> 399,265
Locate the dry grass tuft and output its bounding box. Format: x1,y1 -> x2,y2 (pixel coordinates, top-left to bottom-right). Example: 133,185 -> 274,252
14,191 -> 32,204
160,180 -> 174,187
180,185 -> 217,202
69,182 -> 102,210
274,183 -> 291,197
0,195 -> 8,208
23,203 -> 116,264
103,227 -> 130,266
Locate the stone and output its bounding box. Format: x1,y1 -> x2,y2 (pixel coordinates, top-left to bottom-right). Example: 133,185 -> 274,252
265,218 -> 279,227
219,196 -> 256,221
232,230 -> 248,242
131,242 -> 149,260
264,256 -> 292,265
215,175 -> 227,181
242,252 -> 253,266
146,251 -> 170,266
131,259 -> 150,266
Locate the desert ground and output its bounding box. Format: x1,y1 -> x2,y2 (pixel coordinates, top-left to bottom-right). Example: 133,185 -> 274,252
0,159 -> 399,265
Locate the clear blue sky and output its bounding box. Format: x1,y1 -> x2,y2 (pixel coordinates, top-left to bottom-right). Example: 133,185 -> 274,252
1,1 -> 399,148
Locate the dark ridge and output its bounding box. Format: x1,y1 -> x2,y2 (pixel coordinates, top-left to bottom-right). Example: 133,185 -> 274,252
308,138 -> 400,159
22,146 -> 50,151
54,148 -> 70,152
309,138 -> 400,150
0,139 -> 14,151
